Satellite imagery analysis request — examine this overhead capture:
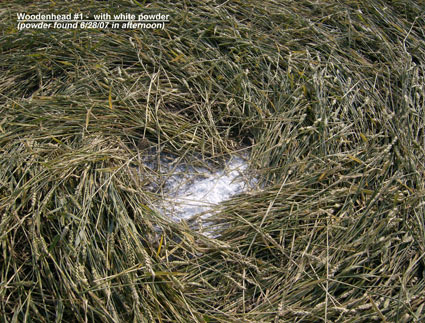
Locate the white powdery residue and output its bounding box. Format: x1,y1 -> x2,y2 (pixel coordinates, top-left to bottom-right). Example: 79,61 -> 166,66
148,155 -> 255,221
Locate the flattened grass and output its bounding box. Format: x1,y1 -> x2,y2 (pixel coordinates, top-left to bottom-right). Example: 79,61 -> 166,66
1,0 -> 424,321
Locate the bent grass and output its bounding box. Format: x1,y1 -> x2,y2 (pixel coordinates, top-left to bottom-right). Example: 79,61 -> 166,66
1,0 -> 424,321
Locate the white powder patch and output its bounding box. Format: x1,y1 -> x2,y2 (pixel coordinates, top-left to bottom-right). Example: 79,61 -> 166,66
144,153 -> 256,221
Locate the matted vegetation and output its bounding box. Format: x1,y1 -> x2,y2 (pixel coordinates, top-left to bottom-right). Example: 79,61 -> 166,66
1,0 -> 424,321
